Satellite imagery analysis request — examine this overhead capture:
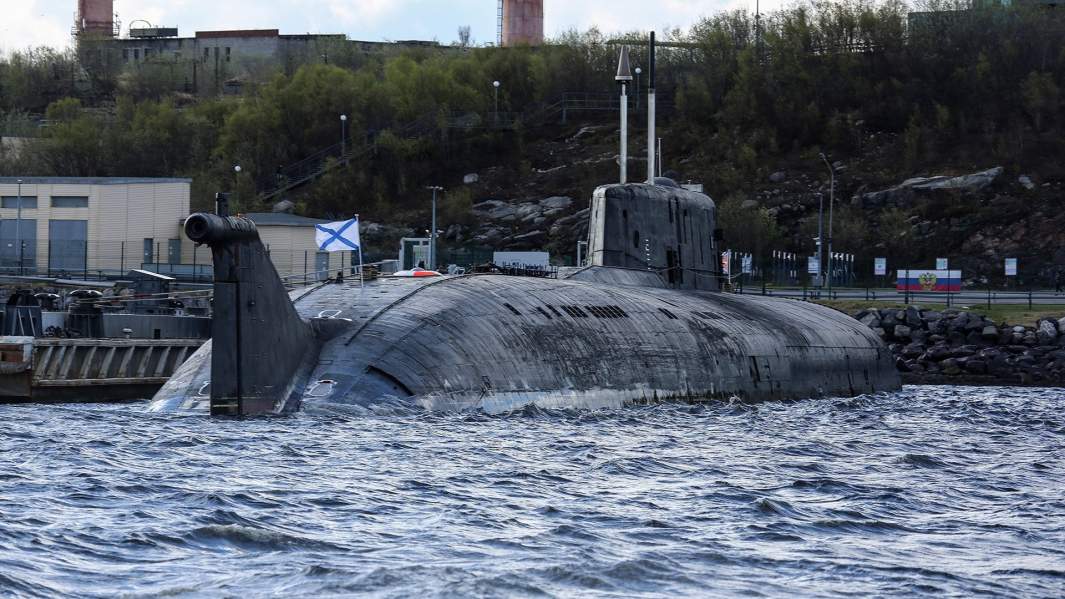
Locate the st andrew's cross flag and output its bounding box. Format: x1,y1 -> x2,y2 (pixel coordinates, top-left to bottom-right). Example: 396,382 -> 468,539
316,217 -> 360,252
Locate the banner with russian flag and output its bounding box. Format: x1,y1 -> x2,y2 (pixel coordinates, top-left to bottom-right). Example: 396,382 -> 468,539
896,270 -> 962,292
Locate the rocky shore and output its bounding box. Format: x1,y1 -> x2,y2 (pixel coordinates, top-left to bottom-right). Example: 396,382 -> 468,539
855,306 -> 1065,386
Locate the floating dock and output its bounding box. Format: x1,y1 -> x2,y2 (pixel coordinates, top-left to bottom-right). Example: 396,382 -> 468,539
0,336 -> 204,404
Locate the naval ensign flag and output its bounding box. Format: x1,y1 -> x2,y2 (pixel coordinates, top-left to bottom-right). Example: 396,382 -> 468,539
315,217 -> 360,252
315,216 -> 363,286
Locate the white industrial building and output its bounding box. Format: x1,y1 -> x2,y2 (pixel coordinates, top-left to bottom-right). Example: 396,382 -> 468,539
0,178 -> 344,281
0,177 -> 191,277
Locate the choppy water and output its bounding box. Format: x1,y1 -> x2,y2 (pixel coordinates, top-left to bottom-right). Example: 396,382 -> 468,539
2,386 -> 1064,598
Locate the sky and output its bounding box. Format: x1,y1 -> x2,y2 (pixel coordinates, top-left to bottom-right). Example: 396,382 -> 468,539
0,0 -> 786,53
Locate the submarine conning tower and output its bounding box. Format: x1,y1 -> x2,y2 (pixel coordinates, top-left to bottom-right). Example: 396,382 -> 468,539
184,213 -> 316,417
588,182 -> 719,291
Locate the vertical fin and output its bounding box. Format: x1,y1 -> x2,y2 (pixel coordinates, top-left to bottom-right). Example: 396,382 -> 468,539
185,213 -> 315,416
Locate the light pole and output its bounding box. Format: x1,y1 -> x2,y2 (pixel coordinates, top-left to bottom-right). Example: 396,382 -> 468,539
634,67 -> 642,112
820,153 -> 836,295
233,165 -> 241,214
492,80 -> 501,124
426,186 -> 444,271
616,46 -> 633,184
15,178 -> 23,275
340,114 -> 348,157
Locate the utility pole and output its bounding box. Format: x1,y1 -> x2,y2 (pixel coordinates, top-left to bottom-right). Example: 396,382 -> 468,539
426,186 -> 444,271
820,153 -> 836,295
15,179 -> 23,275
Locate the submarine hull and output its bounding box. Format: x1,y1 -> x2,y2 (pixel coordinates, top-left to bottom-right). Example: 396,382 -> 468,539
151,269 -> 899,414
151,183 -> 900,415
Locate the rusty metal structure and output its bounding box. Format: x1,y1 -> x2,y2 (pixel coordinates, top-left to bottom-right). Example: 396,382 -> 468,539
75,0 -> 117,37
501,0 -> 544,46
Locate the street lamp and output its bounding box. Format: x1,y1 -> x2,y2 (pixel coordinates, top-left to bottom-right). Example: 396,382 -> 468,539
340,114 -> 348,157
233,165 -> 241,214
820,153 -> 836,295
492,80 -> 501,123
426,186 -> 444,271
15,178 -> 23,275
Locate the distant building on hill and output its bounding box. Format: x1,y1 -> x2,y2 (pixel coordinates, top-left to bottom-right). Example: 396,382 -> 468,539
77,27 -> 448,96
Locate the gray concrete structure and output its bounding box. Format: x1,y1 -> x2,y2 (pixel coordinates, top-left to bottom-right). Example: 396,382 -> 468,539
150,183 -> 900,416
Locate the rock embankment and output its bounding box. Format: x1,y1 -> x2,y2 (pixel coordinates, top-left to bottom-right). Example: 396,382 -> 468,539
856,306 -> 1065,386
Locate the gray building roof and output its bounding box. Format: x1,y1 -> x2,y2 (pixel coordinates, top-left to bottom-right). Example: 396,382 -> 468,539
0,177 -> 192,185
245,212 -> 331,227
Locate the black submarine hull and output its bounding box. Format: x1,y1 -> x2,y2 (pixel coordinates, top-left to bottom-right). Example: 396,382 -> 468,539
150,184 -> 900,415
150,267 -> 899,414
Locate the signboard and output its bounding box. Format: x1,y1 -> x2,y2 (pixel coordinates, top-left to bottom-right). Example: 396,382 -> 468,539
1005,258 -> 1018,277
897,270 -> 962,292
936,258 -> 949,270
741,254 -> 753,275
874,258 -> 887,276
808,256 -> 820,275
721,251 -> 731,276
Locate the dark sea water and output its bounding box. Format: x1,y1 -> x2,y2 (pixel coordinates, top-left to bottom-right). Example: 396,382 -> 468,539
1,386 -> 1064,598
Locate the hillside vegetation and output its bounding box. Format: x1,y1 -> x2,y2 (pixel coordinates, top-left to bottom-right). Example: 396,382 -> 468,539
1,0 -> 1063,282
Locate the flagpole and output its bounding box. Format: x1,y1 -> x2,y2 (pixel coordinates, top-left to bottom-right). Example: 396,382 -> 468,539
356,214 -> 364,288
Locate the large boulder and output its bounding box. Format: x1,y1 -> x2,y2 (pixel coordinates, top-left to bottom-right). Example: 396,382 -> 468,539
539,196 -> 573,211
1037,320 -> 1059,344
472,199 -> 517,221
862,167 -> 1003,207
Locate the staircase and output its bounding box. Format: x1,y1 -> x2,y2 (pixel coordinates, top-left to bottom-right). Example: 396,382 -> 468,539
256,92 -> 676,203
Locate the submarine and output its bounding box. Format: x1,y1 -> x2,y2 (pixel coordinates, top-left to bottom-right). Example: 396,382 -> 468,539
148,180 -> 899,416
148,35 -> 900,416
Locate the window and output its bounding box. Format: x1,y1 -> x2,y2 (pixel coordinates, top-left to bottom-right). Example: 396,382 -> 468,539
633,230 -> 640,249
203,48 -> 210,61
225,47 -> 232,62
122,49 -> 129,61
145,48 -> 153,59
1,196 -> 37,209
133,49 -> 140,60
50,196 -> 88,208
